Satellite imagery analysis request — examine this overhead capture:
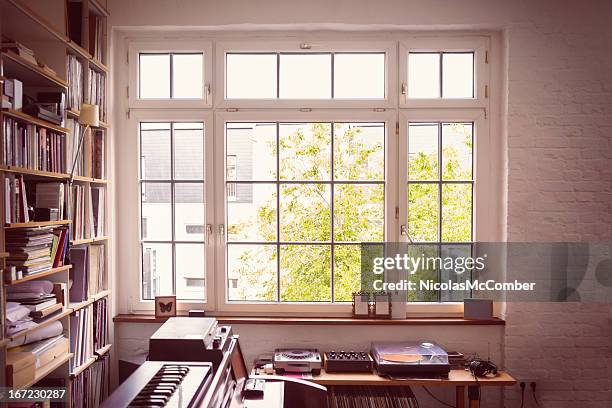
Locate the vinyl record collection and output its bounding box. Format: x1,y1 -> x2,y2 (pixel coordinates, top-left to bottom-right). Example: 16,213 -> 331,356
70,354 -> 110,408
327,386 -> 419,408
67,54 -> 84,111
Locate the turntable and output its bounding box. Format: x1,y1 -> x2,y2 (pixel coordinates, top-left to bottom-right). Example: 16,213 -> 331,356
371,341 -> 450,378
273,348 -> 322,375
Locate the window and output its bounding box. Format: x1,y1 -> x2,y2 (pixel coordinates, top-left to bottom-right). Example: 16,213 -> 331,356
406,121 -> 474,301
225,52 -> 385,100
139,122 -> 205,301
124,36 -> 494,313
225,121 -> 385,302
139,53 -> 204,99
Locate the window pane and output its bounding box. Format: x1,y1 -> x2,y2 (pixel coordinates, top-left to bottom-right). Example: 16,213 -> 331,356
408,123 -> 439,181
139,54 -> 170,99
442,53 -> 474,98
279,123 -> 331,180
227,184 -> 277,242
280,184 -> 330,242
442,183 -> 472,242
408,53 -> 440,98
175,244 -> 205,300
279,54 -> 331,99
280,245 -> 331,301
173,122 -> 204,180
226,54 -> 277,99
408,183 -> 439,242
141,243 -> 172,299
141,124 -> 171,180
334,123 -> 384,181
172,54 -> 203,99
334,53 -> 385,99
174,183 -> 204,241
442,122 -> 473,180
333,245 -> 361,302
141,183 -> 172,240
227,244 -> 277,301
406,244 -> 439,301
226,123 -> 276,181
440,244 -> 472,301
334,184 -> 384,242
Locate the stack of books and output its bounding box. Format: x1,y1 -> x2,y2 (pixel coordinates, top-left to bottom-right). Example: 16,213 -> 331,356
67,54 -> 84,111
70,307 -> 93,371
4,226 -> 68,280
3,174 -> 29,224
1,40 -> 37,65
1,116 -> 66,172
87,68 -> 106,122
93,298 -> 108,351
89,14 -> 104,62
7,292 -> 61,323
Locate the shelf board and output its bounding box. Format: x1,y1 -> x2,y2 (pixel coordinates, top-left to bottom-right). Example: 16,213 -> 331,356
0,252 -> 9,258
0,165 -> 69,180
70,298 -> 94,312
66,108 -> 80,119
72,175 -> 109,184
70,235 -> 110,246
97,121 -> 110,129
91,289 -> 111,301
70,356 -> 97,377
89,57 -> 109,73
6,265 -> 71,285
95,343 -> 112,357
22,352 -> 73,389
67,40 -> 92,60
1,109 -> 70,134
90,0 -> 110,17
5,220 -> 71,229
10,308 -> 72,341
1,50 -> 68,88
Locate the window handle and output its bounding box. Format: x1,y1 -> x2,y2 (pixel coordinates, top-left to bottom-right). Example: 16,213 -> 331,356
205,83 -> 211,104
218,224 -> 225,236
401,83 -> 407,95
400,224 -> 408,236
206,223 -> 213,244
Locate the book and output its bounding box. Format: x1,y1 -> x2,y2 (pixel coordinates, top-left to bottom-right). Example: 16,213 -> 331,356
66,54 -> 83,111
35,182 -> 65,219
29,303 -> 63,321
21,298 -> 57,312
69,246 -> 88,302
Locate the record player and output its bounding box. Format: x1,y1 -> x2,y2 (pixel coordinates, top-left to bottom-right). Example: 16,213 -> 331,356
371,341 -> 450,378
274,348 -> 322,375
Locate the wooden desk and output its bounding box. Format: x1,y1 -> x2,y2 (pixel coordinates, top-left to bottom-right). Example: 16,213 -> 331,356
264,369 -> 516,408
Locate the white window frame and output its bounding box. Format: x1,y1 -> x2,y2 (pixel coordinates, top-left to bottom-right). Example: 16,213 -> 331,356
128,40 -> 213,109
124,109 -> 215,313
215,40 -> 397,109
399,37 -> 489,108
116,33 -> 500,317
214,109 -> 397,315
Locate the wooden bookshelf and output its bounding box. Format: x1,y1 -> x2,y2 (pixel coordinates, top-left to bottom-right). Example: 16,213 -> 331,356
4,220 -> 71,229
5,265 -> 72,285
1,0 -> 111,400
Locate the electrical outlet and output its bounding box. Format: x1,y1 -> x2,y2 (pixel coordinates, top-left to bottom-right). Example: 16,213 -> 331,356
517,378 -> 538,389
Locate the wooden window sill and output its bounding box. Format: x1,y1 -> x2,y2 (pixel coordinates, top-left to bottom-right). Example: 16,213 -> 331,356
113,314 -> 505,326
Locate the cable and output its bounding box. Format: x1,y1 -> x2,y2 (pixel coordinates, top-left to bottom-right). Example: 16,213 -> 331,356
530,382 -> 541,407
519,382 -> 526,408
422,386 -> 455,408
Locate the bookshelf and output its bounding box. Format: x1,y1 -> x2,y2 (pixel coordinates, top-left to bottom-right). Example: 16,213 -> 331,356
0,0 -> 111,404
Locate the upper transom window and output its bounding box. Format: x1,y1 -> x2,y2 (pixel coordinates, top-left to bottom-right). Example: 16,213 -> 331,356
225,52 -> 385,100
